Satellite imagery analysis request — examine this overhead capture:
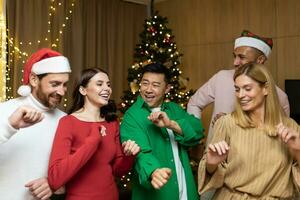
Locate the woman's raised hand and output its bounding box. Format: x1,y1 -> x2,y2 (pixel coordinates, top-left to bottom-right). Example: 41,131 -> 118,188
207,141 -> 229,166
122,140 -> 140,156
277,123 -> 300,152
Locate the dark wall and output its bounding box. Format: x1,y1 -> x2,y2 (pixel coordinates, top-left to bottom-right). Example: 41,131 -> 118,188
285,80 -> 300,123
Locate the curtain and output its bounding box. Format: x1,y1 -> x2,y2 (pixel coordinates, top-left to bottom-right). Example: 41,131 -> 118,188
6,0 -> 147,109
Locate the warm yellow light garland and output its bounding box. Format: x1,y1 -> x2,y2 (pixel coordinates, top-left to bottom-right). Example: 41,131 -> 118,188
2,0 -> 76,102
0,0 -> 6,102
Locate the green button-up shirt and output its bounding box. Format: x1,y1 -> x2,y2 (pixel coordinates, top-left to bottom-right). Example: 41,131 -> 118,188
120,96 -> 204,200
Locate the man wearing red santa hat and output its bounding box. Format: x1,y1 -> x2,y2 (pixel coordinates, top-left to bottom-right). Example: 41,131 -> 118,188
0,48 -> 71,200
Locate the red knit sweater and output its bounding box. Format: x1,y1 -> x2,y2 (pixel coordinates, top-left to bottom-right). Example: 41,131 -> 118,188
48,115 -> 134,200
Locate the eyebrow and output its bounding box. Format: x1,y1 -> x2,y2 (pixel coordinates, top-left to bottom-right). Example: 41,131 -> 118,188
96,80 -> 111,84
50,80 -> 64,84
96,80 -> 109,82
142,79 -> 161,84
237,54 -> 246,58
234,83 -> 253,88
233,52 -> 246,57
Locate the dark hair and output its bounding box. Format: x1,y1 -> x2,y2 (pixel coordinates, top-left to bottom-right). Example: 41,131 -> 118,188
37,74 -> 48,80
249,47 -> 266,59
141,63 -> 171,83
68,67 -> 117,122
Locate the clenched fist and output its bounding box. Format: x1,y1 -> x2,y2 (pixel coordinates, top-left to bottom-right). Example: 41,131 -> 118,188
9,106 -> 44,129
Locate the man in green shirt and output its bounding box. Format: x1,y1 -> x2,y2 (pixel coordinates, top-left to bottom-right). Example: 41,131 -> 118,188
120,63 -> 204,200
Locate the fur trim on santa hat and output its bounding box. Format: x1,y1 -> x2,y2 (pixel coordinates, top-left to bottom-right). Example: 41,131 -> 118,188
234,30 -> 273,58
235,37 -> 272,58
32,56 -> 71,75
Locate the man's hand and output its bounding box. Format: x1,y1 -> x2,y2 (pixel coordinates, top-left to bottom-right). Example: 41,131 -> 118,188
211,112 -> 226,127
148,111 -> 171,128
25,177 -> 52,200
148,111 -> 182,134
122,140 -> 141,156
151,168 -> 172,189
9,106 -> 44,129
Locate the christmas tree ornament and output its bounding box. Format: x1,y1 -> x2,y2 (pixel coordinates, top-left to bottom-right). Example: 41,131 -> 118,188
130,79 -> 139,94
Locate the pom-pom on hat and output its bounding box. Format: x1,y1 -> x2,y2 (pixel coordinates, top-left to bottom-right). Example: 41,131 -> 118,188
234,30 -> 273,58
17,48 -> 71,96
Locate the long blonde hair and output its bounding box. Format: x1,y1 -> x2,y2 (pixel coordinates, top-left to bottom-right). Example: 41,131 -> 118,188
232,63 -> 285,135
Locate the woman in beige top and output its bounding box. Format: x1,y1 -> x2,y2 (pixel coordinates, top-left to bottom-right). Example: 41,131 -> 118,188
198,63 -> 300,199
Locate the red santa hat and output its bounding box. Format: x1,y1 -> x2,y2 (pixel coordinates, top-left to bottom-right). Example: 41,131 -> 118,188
234,30 -> 273,58
17,48 -> 71,96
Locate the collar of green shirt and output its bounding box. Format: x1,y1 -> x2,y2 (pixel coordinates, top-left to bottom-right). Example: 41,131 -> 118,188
136,95 -> 169,113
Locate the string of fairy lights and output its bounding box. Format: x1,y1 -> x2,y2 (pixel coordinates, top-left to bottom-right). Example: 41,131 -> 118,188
0,10 -> 6,102
1,0 -> 76,107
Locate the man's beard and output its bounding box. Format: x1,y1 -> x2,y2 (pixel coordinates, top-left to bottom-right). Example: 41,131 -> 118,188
36,90 -> 62,109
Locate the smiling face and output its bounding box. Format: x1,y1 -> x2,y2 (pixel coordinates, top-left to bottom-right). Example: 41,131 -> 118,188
233,46 -> 266,68
234,74 -> 268,113
31,73 -> 69,109
80,72 -> 112,107
140,72 -> 170,108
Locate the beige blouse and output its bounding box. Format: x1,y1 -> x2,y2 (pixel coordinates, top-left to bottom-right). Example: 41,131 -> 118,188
198,114 -> 300,200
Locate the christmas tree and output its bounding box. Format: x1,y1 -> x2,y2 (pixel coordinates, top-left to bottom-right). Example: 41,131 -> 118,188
119,12 -> 193,114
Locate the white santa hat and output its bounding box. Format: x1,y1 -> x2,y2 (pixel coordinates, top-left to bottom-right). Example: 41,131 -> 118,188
17,48 -> 71,96
234,30 -> 273,58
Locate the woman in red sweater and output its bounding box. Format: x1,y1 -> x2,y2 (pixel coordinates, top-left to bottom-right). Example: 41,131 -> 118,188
48,68 -> 140,200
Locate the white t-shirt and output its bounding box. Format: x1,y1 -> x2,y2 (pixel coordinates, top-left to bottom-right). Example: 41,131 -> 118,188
152,107 -> 187,200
